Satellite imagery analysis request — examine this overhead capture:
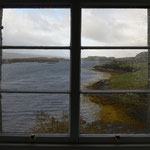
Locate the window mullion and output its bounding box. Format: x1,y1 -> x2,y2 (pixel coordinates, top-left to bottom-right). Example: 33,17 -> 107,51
0,8 -> 2,133
147,8 -> 150,133
70,2 -> 81,143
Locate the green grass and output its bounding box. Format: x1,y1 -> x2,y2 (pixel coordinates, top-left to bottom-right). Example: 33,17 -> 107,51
101,61 -> 137,72
101,62 -> 148,110
106,62 -> 148,90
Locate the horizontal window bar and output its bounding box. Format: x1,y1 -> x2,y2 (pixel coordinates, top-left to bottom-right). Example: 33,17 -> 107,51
1,46 -> 149,50
1,0 -> 150,8
0,133 -> 69,143
79,134 -> 150,144
81,0 -> 150,8
0,143 -> 150,150
81,90 -> 150,94
1,5 -> 71,8
0,0 -> 71,8
1,46 -> 70,49
3,90 -> 149,94
1,143 -> 150,150
81,6 -> 150,8
81,5 -> 150,9
81,46 -> 149,49
80,134 -> 150,137
0,90 -> 70,94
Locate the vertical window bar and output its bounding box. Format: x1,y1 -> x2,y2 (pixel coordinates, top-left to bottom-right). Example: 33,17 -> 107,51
148,9 -> 150,132
0,8 -> 2,133
70,2 -> 81,143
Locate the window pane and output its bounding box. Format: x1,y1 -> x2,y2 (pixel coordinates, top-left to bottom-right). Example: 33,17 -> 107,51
2,9 -> 70,46
82,9 -> 147,46
80,93 -> 149,134
2,94 -> 69,133
2,50 -> 70,91
81,50 -> 148,90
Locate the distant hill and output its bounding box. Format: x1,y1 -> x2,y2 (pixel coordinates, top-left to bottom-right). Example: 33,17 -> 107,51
82,56 -> 115,62
82,52 -> 148,63
2,52 -> 69,63
2,52 -> 42,59
2,57 -> 69,64
116,52 -> 148,64
135,52 -> 148,62
2,51 -> 148,64
93,52 -> 148,74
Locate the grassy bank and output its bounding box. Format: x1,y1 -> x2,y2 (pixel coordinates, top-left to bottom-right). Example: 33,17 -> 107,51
30,61 -> 149,134
85,61 -> 149,133
105,63 -> 147,90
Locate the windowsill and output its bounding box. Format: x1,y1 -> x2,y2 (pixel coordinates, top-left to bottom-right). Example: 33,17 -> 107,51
0,143 -> 150,150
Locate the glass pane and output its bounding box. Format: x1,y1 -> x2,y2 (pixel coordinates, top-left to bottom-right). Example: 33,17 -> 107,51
80,93 -> 149,134
82,9 -> 147,46
2,94 -> 69,133
2,50 -> 70,91
2,9 -> 70,46
81,50 -> 148,90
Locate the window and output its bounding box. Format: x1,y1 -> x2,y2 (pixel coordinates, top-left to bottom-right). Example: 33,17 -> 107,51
2,8 -> 70,134
0,0 -> 150,149
80,9 -> 148,134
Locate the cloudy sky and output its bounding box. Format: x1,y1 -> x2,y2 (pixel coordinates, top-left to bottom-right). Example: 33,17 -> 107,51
2,8 -> 147,58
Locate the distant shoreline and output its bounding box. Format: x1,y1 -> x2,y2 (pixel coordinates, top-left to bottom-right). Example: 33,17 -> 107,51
2,57 -> 69,64
83,64 -> 148,134
85,66 -> 118,90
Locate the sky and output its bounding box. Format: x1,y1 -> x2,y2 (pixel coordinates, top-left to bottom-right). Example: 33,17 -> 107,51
2,8 -> 148,58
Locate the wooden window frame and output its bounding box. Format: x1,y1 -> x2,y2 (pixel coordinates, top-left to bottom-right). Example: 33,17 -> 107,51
0,0 -> 150,149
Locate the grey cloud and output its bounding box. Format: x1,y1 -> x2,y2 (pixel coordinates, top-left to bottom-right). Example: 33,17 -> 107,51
82,9 -> 147,46
2,9 -> 70,46
1,8 -> 147,58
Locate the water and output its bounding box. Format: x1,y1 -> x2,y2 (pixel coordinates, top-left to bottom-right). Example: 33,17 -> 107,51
1,61 -> 108,132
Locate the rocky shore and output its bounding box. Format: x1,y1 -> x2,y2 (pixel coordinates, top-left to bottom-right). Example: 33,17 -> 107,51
82,64 -> 148,134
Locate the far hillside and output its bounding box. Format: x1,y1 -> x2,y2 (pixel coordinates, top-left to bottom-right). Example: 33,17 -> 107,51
2,52 -> 69,63
89,51 -> 148,91
82,52 -> 148,64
